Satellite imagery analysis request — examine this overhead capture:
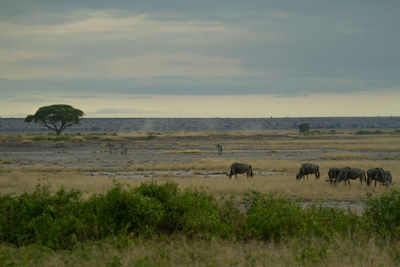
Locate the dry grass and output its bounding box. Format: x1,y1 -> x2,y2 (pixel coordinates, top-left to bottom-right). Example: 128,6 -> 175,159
321,153 -> 368,160
1,235 -> 398,267
0,162 -> 398,201
159,149 -> 204,154
266,136 -> 400,151
1,132 -> 399,200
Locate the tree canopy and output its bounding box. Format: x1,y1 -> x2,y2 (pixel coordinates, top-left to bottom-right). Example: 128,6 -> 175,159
25,104 -> 84,135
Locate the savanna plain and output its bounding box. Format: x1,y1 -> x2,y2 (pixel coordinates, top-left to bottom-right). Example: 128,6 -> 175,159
0,130 -> 400,266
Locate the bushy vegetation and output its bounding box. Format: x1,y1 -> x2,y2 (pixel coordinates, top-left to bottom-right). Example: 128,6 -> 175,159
244,191 -> 359,242
355,130 -> 383,135
1,182 -> 400,251
364,189 -> 400,239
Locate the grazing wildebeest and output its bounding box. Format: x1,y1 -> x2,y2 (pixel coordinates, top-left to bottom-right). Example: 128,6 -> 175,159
326,167 -> 341,185
227,163 -> 253,179
367,168 -> 392,188
385,170 -> 392,185
335,167 -> 366,186
296,163 -> 320,180
216,144 -> 223,155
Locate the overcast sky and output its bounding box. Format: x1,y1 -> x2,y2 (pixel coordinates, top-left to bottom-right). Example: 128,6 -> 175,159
0,0 -> 399,117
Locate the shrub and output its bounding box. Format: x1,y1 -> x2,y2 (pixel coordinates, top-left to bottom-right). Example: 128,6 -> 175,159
166,189 -> 224,236
85,183 -> 164,237
244,192 -> 359,241
355,130 -> 383,135
245,192 -> 304,241
364,189 -> 400,239
0,185 -> 83,249
134,182 -> 179,208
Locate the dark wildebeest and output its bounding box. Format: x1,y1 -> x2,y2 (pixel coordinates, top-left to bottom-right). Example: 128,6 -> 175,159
325,167 -> 341,185
216,144 -> 223,155
296,163 -> 320,180
335,167 -> 366,186
227,163 -> 253,179
367,168 -> 392,188
385,170 -> 392,185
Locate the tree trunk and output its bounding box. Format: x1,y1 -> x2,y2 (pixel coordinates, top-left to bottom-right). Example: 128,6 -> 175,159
56,129 -> 61,135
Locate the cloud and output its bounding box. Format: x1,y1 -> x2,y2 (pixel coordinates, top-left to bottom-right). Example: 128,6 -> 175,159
91,108 -> 143,115
94,53 -> 255,77
0,11 -> 230,42
0,49 -> 66,63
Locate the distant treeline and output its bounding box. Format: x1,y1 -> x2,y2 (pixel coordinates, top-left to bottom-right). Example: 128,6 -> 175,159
0,117 -> 400,133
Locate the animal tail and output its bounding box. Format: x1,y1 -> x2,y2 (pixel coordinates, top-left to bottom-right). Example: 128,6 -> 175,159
250,167 -> 254,177
317,167 -> 320,178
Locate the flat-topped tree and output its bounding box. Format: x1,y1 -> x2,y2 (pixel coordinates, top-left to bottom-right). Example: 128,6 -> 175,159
25,104 -> 84,135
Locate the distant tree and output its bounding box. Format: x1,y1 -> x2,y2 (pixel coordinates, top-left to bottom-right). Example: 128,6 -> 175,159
298,123 -> 310,133
25,104 -> 84,135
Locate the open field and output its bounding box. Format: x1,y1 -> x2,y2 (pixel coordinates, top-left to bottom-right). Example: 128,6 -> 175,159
0,131 -> 399,199
1,131 -> 400,266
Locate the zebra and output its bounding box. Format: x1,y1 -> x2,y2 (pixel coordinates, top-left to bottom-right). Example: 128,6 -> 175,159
104,143 -> 128,155
216,144 -> 223,155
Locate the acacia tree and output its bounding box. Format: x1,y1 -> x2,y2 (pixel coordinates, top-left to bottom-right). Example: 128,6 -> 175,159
25,104 -> 84,135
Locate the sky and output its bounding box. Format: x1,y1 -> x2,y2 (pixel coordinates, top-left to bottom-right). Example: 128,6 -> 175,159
0,0 -> 399,117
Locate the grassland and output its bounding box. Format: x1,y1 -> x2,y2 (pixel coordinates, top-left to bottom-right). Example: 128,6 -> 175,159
0,131 -> 400,266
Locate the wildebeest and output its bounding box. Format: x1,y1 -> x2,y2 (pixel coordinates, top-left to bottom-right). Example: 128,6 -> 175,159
367,168 -> 392,188
325,167 -> 341,185
227,163 -> 253,179
385,170 -> 392,185
216,144 -> 223,155
335,167 -> 366,186
296,163 -> 320,180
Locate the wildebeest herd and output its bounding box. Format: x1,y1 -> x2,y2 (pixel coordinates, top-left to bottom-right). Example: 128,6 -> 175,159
324,165 -> 392,187
227,161 -> 393,188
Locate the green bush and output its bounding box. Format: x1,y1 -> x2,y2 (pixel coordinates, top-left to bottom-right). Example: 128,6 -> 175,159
86,183 -> 164,237
134,182 -> 179,208
31,134 -> 72,142
355,130 -> 383,135
166,189 -> 225,236
1,182 -> 393,250
244,192 -> 359,241
0,185 -> 83,249
245,192 -> 305,241
364,189 -> 400,239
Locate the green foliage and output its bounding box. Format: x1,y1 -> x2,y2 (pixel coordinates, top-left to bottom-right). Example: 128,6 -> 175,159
167,189 -> 224,236
244,192 -> 359,242
298,123 -> 310,133
355,130 -> 383,135
2,182 -> 400,250
363,189 -> 400,239
303,130 -> 321,136
0,184 -> 83,249
245,192 -> 305,241
32,134 -> 72,142
86,183 -> 165,237
24,104 -> 84,135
